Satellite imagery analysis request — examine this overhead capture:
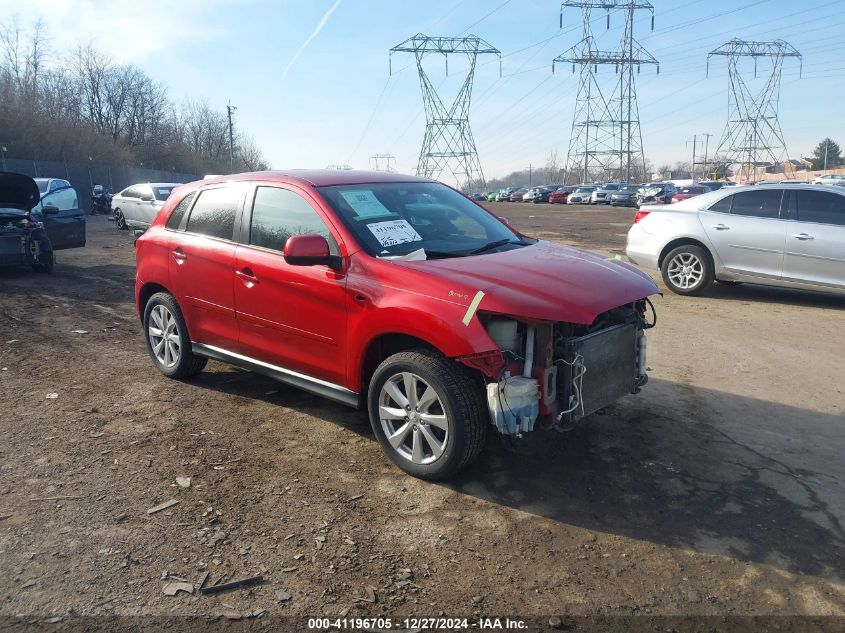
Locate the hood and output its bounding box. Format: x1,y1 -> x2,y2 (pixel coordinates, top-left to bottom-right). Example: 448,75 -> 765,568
0,172 -> 40,211
399,241 -> 659,324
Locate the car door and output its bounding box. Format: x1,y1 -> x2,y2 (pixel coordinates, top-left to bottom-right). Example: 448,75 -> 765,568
782,189 -> 845,289
137,185 -> 159,226
233,183 -> 348,386
699,188 -> 787,280
167,184 -> 245,349
117,186 -> 140,223
33,186 -> 86,250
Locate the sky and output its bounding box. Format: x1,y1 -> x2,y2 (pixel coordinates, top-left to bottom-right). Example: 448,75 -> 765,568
2,0 -> 843,183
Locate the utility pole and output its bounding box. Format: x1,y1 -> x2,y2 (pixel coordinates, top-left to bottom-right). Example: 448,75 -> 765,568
687,134 -> 697,181
528,163 -> 532,186
824,139 -> 829,171
708,39 -> 802,182
702,132 -> 713,179
226,102 -> 237,174
0,145 -> 6,171
556,1 -> 659,185
390,34 -> 501,191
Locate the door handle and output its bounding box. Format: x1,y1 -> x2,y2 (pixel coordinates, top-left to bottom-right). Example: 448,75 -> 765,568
235,268 -> 259,286
792,233 -> 814,240
172,247 -> 187,264
712,224 -> 730,230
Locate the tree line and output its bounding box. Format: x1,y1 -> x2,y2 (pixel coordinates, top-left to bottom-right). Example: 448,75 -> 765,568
0,17 -> 268,176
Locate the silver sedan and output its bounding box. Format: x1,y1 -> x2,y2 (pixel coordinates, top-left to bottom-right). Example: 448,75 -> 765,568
625,184 -> 845,296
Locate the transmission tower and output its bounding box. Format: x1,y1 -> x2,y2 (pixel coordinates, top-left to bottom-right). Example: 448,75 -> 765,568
555,1 -> 658,185
390,34 -> 500,190
707,39 -> 802,182
369,153 -> 396,172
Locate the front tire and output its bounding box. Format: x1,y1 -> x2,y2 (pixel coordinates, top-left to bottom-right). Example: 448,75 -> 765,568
661,244 -> 714,296
367,349 -> 487,480
143,292 -> 207,379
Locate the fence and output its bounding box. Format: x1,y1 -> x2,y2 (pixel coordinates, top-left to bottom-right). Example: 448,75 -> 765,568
1,157 -> 198,212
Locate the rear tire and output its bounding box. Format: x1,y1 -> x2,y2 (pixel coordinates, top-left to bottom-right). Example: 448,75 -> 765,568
114,209 -> 128,230
367,349 -> 487,480
661,244 -> 714,296
32,250 -> 54,273
143,292 -> 207,379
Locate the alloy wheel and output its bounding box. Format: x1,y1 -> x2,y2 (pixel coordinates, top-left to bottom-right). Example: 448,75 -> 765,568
378,372 -> 449,465
148,304 -> 181,368
667,252 -> 704,290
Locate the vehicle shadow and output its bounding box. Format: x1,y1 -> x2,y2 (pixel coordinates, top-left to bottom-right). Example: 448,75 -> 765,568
704,281 -> 845,309
451,378 -> 845,581
190,368 -> 845,582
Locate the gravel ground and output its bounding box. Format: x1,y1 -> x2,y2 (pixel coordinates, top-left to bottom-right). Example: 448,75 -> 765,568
1,204 -> 843,626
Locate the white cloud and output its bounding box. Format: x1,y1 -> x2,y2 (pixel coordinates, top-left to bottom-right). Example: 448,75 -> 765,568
280,0 -> 341,80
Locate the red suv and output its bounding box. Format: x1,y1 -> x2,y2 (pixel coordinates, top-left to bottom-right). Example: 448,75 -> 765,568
135,171 -> 658,479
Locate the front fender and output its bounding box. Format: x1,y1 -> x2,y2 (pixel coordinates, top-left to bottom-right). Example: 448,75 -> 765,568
346,300 -> 498,392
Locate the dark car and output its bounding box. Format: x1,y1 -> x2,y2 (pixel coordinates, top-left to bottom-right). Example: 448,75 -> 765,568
533,185 -> 563,203
134,170 -> 658,480
610,185 -> 640,207
0,172 -> 86,272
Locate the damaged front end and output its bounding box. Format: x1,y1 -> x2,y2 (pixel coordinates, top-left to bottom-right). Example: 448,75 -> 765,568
0,212 -> 49,268
476,299 -> 656,436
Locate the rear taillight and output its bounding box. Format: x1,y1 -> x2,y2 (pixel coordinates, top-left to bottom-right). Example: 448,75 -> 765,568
633,210 -> 650,224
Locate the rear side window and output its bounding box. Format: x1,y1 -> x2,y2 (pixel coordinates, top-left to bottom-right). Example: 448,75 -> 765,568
249,187 -> 334,252
165,191 -> 195,230
729,190 -> 783,219
795,190 -> 845,226
186,187 -> 240,240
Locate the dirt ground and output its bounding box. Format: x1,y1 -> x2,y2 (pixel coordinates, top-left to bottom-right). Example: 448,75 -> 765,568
1,202 -> 844,626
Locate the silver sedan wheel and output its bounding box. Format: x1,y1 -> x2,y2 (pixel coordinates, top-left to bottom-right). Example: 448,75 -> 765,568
378,372 -> 449,465
148,304 -> 181,368
667,252 -> 704,290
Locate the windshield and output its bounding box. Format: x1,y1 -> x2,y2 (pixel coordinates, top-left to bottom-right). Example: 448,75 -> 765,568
679,186 -> 705,194
318,182 -> 527,258
575,187 -> 594,193
619,186 -> 638,193
603,184 -> 621,191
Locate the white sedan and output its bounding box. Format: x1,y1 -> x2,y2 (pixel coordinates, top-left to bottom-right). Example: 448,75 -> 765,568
112,183 -> 180,230
813,174 -> 845,186
626,184 -> 845,296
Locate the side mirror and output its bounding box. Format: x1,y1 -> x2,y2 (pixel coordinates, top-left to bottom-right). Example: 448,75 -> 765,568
283,234 -> 332,267
42,204 -> 60,215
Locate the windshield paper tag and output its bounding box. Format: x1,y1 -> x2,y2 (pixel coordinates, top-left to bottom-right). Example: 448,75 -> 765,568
367,220 -> 422,247
340,189 -> 392,218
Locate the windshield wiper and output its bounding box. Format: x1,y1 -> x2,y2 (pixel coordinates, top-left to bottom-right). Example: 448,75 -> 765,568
468,238 -> 524,256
